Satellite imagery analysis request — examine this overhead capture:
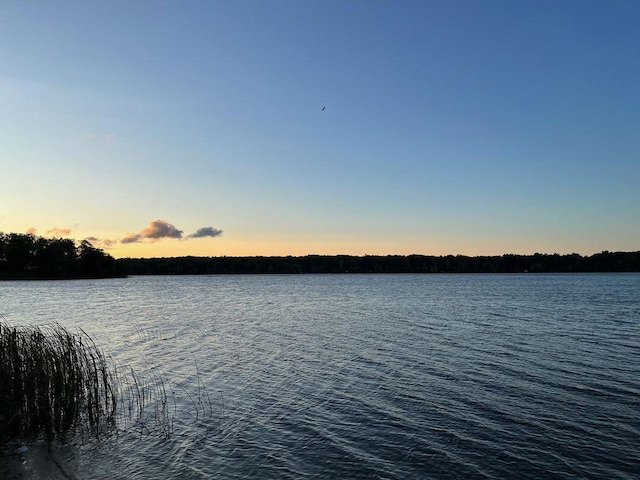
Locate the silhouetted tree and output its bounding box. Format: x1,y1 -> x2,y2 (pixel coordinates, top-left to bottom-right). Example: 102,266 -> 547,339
34,237 -> 77,278
77,240 -> 119,278
115,251 -> 640,276
0,232 -> 121,279
3,233 -> 37,277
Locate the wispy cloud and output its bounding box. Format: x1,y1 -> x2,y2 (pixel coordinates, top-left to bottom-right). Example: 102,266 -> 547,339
46,227 -> 72,237
84,236 -> 116,249
188,227 -> 223,238
121,219 -> 183,244
120,235 -> 142,244
25,227 -> 73,237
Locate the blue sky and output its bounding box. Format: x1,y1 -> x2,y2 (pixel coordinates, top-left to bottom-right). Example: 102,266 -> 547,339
1,1 -> 638,257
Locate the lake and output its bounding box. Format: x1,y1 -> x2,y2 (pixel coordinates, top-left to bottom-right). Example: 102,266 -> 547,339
1,273 -> 639,479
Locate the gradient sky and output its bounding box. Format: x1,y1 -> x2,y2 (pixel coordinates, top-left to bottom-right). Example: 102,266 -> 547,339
1,1 -> 638,258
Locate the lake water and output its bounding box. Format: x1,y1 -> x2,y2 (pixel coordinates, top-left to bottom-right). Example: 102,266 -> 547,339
1,273 -> 639,479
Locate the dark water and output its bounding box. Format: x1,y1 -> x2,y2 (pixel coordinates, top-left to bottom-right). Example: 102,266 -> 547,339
1,274 -> 639,479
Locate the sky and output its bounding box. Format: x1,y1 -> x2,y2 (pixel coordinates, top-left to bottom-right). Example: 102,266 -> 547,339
1,1 -> 638,258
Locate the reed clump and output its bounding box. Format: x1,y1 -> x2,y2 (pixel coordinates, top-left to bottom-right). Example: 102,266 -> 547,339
0,322 -> 117,443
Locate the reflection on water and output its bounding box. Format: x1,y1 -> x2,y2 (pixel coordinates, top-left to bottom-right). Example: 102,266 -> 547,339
1,273 -> 639,479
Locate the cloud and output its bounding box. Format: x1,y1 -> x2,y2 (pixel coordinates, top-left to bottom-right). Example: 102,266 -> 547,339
142,220 -> 183,239
84,236 -> 116,249
16,219 -> 223,251
46,227 -> 72,237
25,227 -> 73,237
188,227 -> 223,239
121,234 -> 142,244
120,221 -> 224,243
121,219 -> 183,244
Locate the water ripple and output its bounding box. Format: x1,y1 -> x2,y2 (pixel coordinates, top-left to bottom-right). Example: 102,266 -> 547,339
1,273 -> 639,479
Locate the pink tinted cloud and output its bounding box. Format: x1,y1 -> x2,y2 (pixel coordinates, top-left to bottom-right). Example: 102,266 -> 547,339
84,237 -> 116,249
121,219 -> 183,244
46,227 -> 72,237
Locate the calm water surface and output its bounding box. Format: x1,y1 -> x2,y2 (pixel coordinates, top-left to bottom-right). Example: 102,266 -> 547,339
1,273 -> 639,479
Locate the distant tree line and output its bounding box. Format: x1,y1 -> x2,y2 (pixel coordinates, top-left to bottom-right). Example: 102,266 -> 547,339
0,232 -> 122,279
117,251 -> 640,276
3,231 -> 637,279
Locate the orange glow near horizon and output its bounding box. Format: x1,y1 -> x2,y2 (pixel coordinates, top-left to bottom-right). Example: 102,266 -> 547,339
104,235 -> 613,259
1,225 -> 627,259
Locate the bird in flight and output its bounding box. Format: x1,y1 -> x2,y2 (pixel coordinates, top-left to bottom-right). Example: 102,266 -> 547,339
322,106 -> 326,111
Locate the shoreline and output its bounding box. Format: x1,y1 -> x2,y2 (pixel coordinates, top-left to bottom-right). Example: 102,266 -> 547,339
1,443 -> 76,480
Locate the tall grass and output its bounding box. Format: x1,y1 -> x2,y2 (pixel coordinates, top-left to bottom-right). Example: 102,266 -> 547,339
0,322 -> 118,443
